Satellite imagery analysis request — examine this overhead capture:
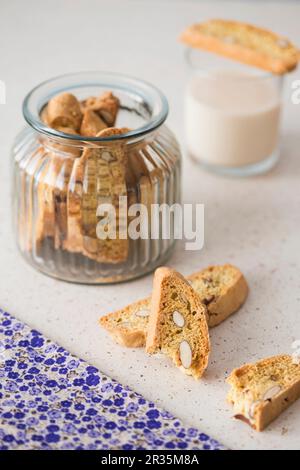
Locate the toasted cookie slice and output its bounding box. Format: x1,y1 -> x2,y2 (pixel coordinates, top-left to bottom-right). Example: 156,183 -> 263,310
227,355 -> 300,431
99,264 -> 248,347
191,264 -> 248,327
145,267 -> 210,379
100,298 -> 151,348
180,19 -> 299,74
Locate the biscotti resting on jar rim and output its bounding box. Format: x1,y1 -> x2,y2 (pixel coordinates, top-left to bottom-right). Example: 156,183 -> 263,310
180,19 -> 299,177
12,72 -> 182,284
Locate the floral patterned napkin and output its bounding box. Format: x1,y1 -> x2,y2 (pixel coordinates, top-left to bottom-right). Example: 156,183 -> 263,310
0,309 -> 225,450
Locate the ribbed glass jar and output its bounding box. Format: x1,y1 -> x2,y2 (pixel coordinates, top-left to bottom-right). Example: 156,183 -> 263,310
12,72 -> 181,283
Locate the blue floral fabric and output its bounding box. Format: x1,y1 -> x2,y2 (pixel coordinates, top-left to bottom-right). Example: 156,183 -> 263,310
0,309 -> 225,450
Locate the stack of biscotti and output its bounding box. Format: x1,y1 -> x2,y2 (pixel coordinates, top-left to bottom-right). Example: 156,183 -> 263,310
63,127 -> 130,263
99,264 -> 300,430
34,90 -> 131,264
227,355 -> 300,431
100,264 -> 247,379
100,264 -> 248,347
180,19 -> 299,74
100,264 -> 248,378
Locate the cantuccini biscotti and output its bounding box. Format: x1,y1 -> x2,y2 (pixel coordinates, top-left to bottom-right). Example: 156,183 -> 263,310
180,19 -> 299,74
227,355 -> 300,431
146,267 -> 210,379
99,264 -> 248,347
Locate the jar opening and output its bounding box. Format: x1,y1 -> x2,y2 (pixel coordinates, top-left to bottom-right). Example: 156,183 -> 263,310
23,71 -> 169,143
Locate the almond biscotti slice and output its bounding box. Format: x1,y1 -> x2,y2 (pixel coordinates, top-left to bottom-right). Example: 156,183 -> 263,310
180,19 -> 299,74
227,355 -> 300,431
191,264 -> 248,327
145,267 -> 210,379
99,264 -> 248,347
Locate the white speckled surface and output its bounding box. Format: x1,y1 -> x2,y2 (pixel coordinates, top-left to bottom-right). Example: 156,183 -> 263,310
0,0 -> 300,450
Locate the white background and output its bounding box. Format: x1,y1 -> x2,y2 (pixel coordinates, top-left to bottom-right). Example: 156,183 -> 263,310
0,0 -> 300,450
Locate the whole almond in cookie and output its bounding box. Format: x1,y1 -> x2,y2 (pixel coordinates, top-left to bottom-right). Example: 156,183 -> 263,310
172,310 -> 185,327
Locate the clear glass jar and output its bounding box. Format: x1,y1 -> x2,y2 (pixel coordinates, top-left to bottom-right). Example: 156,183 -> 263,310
12,72 -> 181,283
184,48 -> 284,177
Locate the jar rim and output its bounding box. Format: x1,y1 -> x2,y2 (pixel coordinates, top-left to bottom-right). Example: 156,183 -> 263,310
22,71 -> 169,142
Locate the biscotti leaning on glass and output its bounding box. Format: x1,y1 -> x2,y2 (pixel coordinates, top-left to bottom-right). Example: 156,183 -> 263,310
13,73 -> 181,283
180,19 -> 300,74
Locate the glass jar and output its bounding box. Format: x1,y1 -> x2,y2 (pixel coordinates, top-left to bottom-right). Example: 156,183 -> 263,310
12,72 -> 181,284
184,48 -> 284,176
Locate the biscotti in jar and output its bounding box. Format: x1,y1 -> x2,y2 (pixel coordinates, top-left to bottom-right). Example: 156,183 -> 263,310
12,72 -> 181,283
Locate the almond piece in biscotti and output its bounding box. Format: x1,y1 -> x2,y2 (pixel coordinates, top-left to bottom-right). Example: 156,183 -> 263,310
80,109 -> 107,137
172,311 -> 185,327
135,309 -> 150,317
262,385 -> 282,401
82,92 -> 120,126
47,92 -> 83,131
179,340 -> 192,369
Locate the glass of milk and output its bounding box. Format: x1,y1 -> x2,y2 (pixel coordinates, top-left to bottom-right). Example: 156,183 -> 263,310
185,49 -> 284,176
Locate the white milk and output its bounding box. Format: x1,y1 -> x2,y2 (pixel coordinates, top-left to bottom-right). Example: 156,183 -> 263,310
185,70 -> 281,168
